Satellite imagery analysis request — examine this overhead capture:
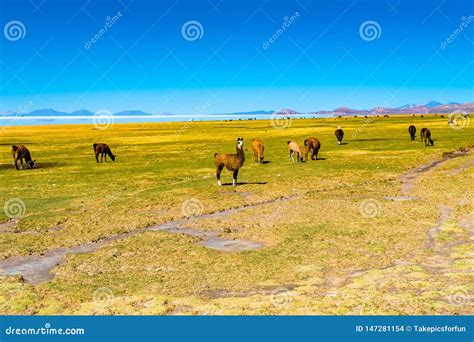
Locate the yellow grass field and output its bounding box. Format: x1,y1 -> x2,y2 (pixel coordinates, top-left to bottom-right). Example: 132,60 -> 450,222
0,115 -> 473,315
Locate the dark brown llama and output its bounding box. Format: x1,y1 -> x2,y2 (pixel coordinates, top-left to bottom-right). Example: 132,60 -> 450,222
408,125 -> 416,141
214,138 -> 245,186
420,128 -> 434,146
11,145 -> 35,170
93,143 -> 116,163
335,127 -> 344,144
303,137 -> 321,161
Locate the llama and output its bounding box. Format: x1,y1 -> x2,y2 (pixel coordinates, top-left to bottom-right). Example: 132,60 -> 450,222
303,137 -> 321,161
251,138 -> 265,163
408,125 -> 416,141
93,143 -> 116,163
420,128 -> 434,146
12,145 -> 35,170
287,141 -> 303,162
334,127 -> 344,144
214,138 -> 245,186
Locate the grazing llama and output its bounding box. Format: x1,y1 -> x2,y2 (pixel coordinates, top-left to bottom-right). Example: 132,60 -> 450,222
334,127 -> 344,144
93,143 -> 116,163
214,138 -> 245,186
12,145 -> 35,170
287,141 -> 303,162
303,137 -> 321,161
420,128 -> 434,146
408,125 -> 416,141
251,138 -> 265,163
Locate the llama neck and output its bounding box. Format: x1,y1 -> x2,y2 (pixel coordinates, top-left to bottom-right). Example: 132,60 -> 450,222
236,146 -> 245,161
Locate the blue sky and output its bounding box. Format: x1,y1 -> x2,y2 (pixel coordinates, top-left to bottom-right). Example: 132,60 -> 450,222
0,0 -> 473,114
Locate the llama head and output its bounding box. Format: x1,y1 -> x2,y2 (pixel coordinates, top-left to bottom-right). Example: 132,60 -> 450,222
110,154 -> 116,161
28,160 -> 36,168
236,137 -> 244,149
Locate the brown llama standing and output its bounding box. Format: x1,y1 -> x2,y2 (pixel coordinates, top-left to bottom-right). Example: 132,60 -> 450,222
287,141 -> 303,162
251,138 -> 265,163
93,143 -> 116,163
214,138 -> 245,186
304,137 -> 321,161
420,128 -> 434,146
11,145 -> 35,170
408,125 -> 416,141
334,127 -> 344,144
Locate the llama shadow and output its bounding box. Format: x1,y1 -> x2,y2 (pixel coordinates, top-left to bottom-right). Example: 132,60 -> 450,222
0,162 -> 66,170
303,158 -> 326,162
0,164 -> 15,170
339,142 -> 349,145
261,160 -> 271,164
221,182 -> 268,186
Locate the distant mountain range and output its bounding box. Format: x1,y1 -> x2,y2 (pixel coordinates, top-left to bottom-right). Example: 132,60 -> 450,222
0,101 -> 472,117
0,109 -> 161,117
310,101 -> 473,116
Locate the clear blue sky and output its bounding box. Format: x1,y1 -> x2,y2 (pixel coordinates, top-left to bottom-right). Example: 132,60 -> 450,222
0,0 -> 473,114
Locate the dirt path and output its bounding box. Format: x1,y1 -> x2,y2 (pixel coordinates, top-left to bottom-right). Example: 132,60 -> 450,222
0,194 -> 297,284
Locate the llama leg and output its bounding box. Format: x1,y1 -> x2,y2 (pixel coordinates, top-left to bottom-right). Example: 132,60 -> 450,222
232,169 -> 239,187
14,159 -> 19,170
253,151 -> 258,162
104,154 -> 107,162
304,148 -> 309,162
216,165 -> 224,186
95,153 -> 99,163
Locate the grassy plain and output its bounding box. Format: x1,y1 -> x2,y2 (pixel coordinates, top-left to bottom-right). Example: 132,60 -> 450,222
0,115 -> 472,314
